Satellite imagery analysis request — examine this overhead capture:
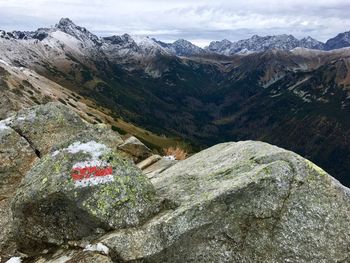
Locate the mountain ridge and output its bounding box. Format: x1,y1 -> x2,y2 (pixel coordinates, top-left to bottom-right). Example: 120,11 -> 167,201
1,18 -> 349,57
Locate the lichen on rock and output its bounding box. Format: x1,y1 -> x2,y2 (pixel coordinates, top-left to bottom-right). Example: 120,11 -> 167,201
3,102 -> 350,262
100,141 -> 350,263
11,139 -> 161,253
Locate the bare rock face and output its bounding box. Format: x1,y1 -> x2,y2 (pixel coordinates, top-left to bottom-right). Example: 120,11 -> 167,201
11,140 -> 160,253
0,102 -> 125,200
0,103 -> 124,200
100,141 -> 350,262
6,102 -> 90,156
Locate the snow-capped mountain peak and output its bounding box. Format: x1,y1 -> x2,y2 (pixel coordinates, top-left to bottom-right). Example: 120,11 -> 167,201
206,39 -> 233,55
168,39 -> 205,56
56,18 -> 76,30
129,35 -> 168,55
299,36 -> 325,50
55,18 -> 102,46
207,34 -> 329,55
0,18 -> 349,64
131,35 -> 158,47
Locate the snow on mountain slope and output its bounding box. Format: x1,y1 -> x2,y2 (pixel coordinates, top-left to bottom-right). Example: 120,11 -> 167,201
132,35 -> 164,52
0,17 -> 349,81
155,39 -> 206,56
0,24 -> 95,68
2,17 -> 350,65
299,36 -> 325,50
206,34 -> 328,55
56,18 -> 102,47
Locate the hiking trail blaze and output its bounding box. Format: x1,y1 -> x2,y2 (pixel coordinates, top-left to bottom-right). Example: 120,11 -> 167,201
71,160 -> 114,187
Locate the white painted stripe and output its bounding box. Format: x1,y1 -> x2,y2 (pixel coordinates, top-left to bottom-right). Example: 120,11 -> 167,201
74,174 -> 114,188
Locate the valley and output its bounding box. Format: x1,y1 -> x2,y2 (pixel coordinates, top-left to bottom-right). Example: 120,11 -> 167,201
1,18 -> 350,185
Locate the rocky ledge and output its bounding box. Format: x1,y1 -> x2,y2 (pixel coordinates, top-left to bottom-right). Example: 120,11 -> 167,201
1,103 -> 349,262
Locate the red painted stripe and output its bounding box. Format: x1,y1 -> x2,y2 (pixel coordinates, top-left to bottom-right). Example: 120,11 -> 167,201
71,166 -> 113,181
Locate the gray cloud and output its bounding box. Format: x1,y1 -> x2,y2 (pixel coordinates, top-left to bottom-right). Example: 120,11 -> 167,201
0,0 -> 349,46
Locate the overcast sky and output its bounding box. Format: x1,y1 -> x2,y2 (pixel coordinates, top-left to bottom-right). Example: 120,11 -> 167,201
0,0 -> 349,47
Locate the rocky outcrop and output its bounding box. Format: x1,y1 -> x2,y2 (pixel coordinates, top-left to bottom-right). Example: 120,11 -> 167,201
6,103 -> 91,157
0,102 -> 125,198
0,103 -> 157,260
0,103 -> 133,194
100,141 -> 350,262
2,103 -> 350,262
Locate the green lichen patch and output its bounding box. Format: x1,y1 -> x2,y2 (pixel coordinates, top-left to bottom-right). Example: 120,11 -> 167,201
305,159 -> 328,177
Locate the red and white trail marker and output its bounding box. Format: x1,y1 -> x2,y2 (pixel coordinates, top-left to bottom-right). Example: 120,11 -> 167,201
70,160 -> 114,188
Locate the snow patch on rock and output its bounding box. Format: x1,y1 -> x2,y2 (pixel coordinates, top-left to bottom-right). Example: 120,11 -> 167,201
84,242 -> 110,255
5,257 -> 21,263
66,141 -> 109,159
0,121 -> 10,130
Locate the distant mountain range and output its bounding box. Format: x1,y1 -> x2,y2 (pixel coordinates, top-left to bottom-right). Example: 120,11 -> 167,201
1,18 -> 350,187
1,18 -> 350,58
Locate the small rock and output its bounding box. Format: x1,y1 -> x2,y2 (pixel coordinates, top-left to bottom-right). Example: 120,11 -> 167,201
84,242 -> 109,255
136,155 -> 162,170
118,136 -> 152,162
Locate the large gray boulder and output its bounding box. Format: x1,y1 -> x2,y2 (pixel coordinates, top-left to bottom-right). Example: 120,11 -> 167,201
0,103 -> 126,258
100,141 -> 350,262
11,139 -> 161,253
